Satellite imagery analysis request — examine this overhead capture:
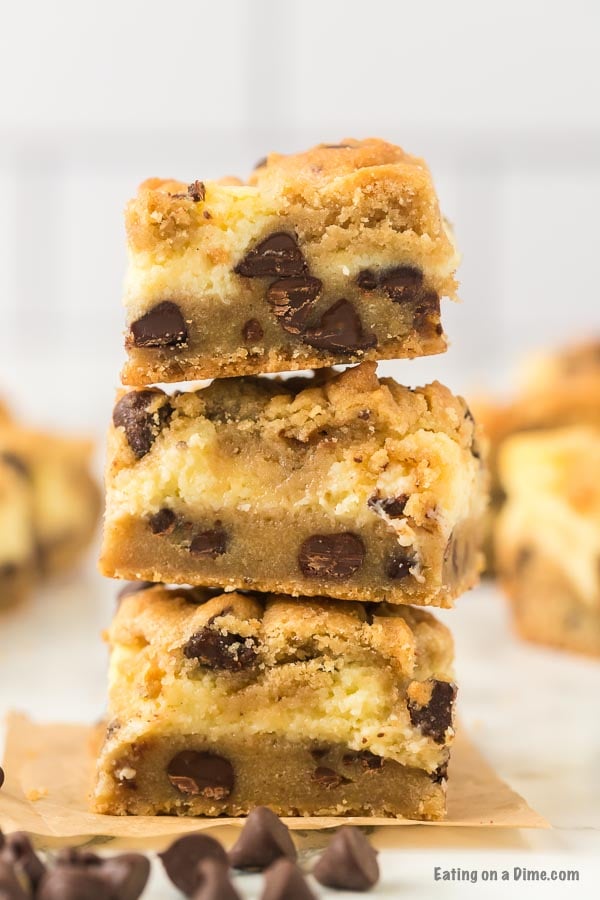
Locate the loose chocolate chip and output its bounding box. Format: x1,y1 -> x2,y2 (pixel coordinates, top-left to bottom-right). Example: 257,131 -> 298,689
313,826 -> 379,891
342,750 -> 384,771
242,319 -> 264,343
311,767 -> 351,790
159,834 -> 228,897
183,627 -> 258,671
431,761 -> 449,784
302,299 -> 377,352
262,859 -> 316,900
116,581 -> 155,604
234,233 -> 307,278
266,276 -> 322,333
129,300 -> 188,349
187,180 -> 206,202
167,751 -> 234,800
0,860 -> 29,900
113,390 -> 172,459
55,851 -> 150,900
385,550 -> 415,580
356,269 -> 378,291
148,508 -> 177,535
193,859 -> 241,900
408,680 -> 457,744
0,453 -> 30,480
37,868 -> 113,900
298,533 -> 365,580
380,266 -> 424,302
229,807 -> 296,871
367,494 -> 409,518
189,527 -> 229,559
2,832 -> 45,891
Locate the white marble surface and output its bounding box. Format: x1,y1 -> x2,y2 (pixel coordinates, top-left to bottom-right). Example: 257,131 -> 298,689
1,553 -> 599,897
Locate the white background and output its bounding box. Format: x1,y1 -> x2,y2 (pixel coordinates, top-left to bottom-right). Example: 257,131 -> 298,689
0,2 -> 599,896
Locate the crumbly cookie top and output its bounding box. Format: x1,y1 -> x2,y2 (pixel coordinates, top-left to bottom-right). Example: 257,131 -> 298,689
111,583 -> 453,680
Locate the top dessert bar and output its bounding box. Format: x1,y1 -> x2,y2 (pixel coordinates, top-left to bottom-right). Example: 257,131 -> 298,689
121,138 -> 459,384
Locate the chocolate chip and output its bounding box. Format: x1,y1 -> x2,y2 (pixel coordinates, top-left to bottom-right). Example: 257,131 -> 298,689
408,680 -> 457,744
413,293 -> 441,330
167,751 -> 234,800
367,494 -> 409,518
0,453 -> 30,480
262,859 -> 316,900
1,832 -> 45,892
55,851 -> 150,900
0,767 -> 3,789
148,508 -> 177,535
193,859 -> 241,900
159,835 -> 228,897
302,299 -> 376,352
298,533 -> 365,580
116,581 -> 155,604
189,526 -> 229,558
385,549 -> 415,580
380,266 -> 424,302
516,546 -> 534,572
187,180 -> 206,202
234,233 -> 307,278
311,767 -> 351,790
113,390 -> 172,458
356,269 -> 378,291
313,826 -> 379,891
37,869 -> 113,900
310,748 -> 328,761
0,860 -> 31,900
242,319 -> 264,343
266,276 -> 322,333
229,807 -> 296,871
342,750 -> 384,771
129,301 -> 188,349
183,628 -> 258,671
431,761 -> 449,784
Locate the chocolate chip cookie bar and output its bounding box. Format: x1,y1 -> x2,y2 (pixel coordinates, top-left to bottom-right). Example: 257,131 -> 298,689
0,451 -> 35,607
0,408 -> 101,583
496,426 -> 600,656
93,584 -> 457,819
100,363 -> 486,607
121,138 -> 459,384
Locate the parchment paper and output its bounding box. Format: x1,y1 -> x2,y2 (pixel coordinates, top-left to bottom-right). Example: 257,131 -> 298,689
0,713 -> 548,849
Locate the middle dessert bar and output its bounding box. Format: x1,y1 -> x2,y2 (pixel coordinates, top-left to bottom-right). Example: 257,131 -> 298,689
101,364 -> 486,606
93,584 -> 457,819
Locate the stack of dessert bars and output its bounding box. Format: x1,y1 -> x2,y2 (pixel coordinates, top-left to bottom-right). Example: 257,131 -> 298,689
94,139 -> 488,821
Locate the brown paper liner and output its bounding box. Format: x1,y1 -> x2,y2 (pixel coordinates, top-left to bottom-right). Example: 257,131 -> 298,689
0,713 -> 548,849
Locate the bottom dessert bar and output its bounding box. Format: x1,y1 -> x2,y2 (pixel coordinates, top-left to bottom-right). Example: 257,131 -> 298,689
94,585 -> 457,820
496,426 -> 600,657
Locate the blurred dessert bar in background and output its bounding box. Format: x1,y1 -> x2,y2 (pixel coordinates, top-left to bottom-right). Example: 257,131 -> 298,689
93,584 -> 456,820
0,402 -> 101,607
473,339 -> 600,572
100,363 -> 487,608
121,138 -> 459,385
496,426 -> 600,657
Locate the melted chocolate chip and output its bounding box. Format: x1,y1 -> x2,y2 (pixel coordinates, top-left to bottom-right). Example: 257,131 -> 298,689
302,299 -> 376,352
313,826 -> 379,891
159,834 -> 228,897
367,494 -> 409,518
167,750 -> 234,799
342,750 -> 384,770
380,266 -> 424,301
262,859 -> 316,900
112,390 -> 172,458
356,269 -> 378,291
235,233 -> 307,278
266,276 -> 322,333
189,526 -> 229,558
386,550 -> 415,580
298,533 -> 365,579
408,680 -> 457,743
311,767 -> 351,790
241,318 -> 264,343
183,627 -> 258,671
228,806 -> 296,871
129,301 -> 188,349
148,508 -> 177,535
